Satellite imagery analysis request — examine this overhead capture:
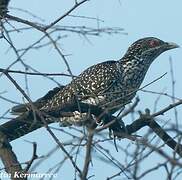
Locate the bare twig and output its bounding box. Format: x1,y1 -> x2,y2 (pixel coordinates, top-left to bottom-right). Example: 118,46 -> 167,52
24,142 -> 38,172
44,0 -> 89,31
81,129 -> 94,180
0,68 -> 76,77
169,56 -> 178,127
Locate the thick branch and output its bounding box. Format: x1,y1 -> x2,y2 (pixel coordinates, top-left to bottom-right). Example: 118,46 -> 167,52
116,116 -> 182,157
0,131 -> 26,180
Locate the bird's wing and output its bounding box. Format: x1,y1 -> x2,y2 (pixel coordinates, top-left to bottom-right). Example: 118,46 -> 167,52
40,60 -> 123,112
77,60 -> 122,95
11,60 -> 122,115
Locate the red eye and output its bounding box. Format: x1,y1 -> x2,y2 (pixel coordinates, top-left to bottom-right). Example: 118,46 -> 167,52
149,40 -> 159,47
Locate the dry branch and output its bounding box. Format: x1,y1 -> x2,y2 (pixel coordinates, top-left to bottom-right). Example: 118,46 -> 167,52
0,131 -> 26,180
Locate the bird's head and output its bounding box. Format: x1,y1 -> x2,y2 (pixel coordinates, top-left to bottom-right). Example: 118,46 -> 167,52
123,37 -> 179,63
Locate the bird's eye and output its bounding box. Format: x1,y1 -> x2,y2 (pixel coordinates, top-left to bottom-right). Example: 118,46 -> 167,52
149,40 -> 160,47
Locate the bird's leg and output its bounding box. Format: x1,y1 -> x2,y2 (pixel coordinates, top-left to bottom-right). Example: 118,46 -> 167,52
95,116 -> 103,126
105,114 -> 126,152
109,116 -> 127,138
138,108 -> 151,120
100,112 -> 126,138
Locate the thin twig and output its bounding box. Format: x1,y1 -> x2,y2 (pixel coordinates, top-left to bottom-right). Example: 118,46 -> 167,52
24,142 -> 38,172
44,0 -> 89,31
81,129 -> 94,180
0,68 -> 75,77
169,56 -> 178,127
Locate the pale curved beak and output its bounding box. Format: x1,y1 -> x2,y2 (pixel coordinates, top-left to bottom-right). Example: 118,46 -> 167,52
165,42 -> 180,50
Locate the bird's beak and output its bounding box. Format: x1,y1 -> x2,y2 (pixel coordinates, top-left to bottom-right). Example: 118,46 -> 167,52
164,42 -> 180,50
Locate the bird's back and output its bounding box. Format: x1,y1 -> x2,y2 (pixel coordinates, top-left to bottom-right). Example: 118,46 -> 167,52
40,60 -> 124,112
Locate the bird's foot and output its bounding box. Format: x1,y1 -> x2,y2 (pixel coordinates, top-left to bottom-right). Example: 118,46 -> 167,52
107,115 -> 127,139
138,108 -> 151,120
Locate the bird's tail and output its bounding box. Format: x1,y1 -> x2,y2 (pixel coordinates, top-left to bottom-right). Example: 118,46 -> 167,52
1,86 -> 64,141
0,111 -> 49,142
0,111 -> 41,141
11,104 -> 29,115
11,86 -> 63,115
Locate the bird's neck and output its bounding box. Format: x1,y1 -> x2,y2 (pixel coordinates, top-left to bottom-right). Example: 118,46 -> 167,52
118,55 -> 153,72
118,56 -> 153,89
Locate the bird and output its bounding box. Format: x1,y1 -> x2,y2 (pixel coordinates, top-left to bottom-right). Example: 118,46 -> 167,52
0,37 -> 179,141
0,0 -> 10,15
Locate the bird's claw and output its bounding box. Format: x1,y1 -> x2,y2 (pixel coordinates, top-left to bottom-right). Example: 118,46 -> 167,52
138,108 -> 151,119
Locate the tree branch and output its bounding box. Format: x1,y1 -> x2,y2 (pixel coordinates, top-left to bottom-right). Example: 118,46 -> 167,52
0,131 -> 26,180
81,129 -> 94,180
